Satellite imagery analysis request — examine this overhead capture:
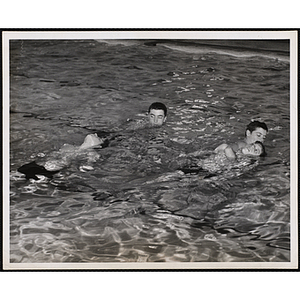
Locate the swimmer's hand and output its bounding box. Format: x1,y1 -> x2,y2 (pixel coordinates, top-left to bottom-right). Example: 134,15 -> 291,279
79,133 -> 104,150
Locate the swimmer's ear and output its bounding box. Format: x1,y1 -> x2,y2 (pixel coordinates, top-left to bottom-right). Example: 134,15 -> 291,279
245,129 -> 251,137
163,116 -> 167,123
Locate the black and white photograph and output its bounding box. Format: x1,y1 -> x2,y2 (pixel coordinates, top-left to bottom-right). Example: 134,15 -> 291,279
2,30 -> 298,270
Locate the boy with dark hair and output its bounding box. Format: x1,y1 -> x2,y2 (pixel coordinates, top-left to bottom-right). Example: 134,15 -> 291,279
147,102 -> 167,127
245,121 -> 268,142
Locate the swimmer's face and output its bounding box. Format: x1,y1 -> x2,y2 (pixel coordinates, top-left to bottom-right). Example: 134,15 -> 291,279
241,143 -> 263,156
246,127 -> 267,144
148,109 -> 166,127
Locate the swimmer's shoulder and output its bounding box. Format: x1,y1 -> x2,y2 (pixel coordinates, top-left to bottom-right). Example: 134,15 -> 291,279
125,117 -> 149,131
215,141 -> 245,153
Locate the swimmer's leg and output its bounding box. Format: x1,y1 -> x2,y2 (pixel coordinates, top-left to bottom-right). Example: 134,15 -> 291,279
18,161 -> 60,180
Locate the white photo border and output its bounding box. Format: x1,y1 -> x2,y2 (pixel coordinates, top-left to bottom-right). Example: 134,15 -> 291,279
2,29 -> 298,270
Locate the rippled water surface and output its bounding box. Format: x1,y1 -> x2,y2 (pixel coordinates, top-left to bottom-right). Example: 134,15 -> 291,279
8,39 -> 290,265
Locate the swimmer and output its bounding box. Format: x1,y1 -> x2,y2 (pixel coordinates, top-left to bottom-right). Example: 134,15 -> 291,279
81,102 -> 168,148
18,139 -> 101,177
18,135 -> 102,178
215,120 -> 268,160
147,102 -> 167,127
199,141 -> 266,174
218,140 -> 267,160
177,141 -> 266,176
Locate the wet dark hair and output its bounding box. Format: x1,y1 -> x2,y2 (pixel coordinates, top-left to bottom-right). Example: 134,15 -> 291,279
254,141 -> 267,157
148,102 -> 167,116
245,121 -> 268,136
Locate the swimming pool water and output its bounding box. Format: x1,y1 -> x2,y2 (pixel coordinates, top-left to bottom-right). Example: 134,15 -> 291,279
8,39 -> 291,265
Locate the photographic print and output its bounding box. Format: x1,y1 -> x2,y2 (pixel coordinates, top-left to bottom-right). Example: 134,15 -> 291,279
2,30 -> 298,270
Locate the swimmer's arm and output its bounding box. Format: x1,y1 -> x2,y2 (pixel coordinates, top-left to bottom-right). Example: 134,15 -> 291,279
224,146 -> 236,160
214,143 -> 228,153
215,142 -> 239,154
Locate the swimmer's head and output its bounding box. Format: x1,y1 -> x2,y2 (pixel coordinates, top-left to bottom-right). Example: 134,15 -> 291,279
241,141 -> 267,157
245,121 -> 268,144
148,102 -> 167,127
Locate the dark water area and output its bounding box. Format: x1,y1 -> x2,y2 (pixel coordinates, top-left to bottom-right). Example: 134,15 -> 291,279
8,39 -> 290,264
